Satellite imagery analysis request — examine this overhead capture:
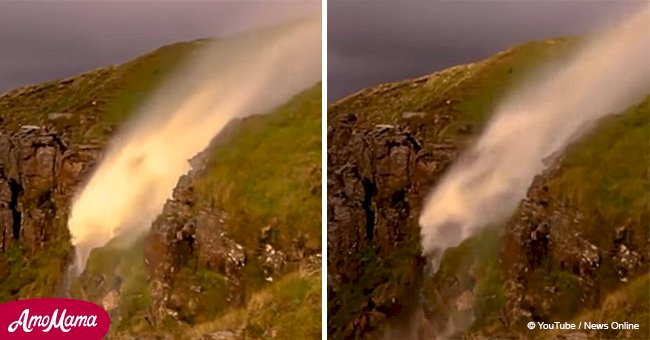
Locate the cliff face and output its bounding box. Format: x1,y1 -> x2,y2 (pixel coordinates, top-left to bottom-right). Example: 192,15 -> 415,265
144,135 -> 295,327
327,112 -> 456,338
0,127 -> 68,254
0,126 -> 99,299
146,166 -> 249,325
327,39 -> 649,339
500,138 -> 649,334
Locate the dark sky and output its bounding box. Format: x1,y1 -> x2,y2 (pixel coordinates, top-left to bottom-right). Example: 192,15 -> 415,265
328,0 -> 644,101
0,1 -> 319,94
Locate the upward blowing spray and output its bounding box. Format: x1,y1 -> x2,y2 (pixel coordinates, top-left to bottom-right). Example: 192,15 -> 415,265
419,6 -> 650,270
67,16 -> 321,275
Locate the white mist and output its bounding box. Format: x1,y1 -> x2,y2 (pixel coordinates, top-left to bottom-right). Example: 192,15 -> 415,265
419,6 -> 650,270
67,16 -> 321,275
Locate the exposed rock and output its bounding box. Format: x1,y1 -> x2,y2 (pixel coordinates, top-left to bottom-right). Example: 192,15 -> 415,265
402,112 -> 427,119
145,146 -> 246,324
260,243 -> 286,281
47,113 -> 74,121
195,331 -> 239,340
327,44 -> 649,340
499,161 -> 648,332
0,127 -> 97,255
146,184 -> 249,323
455,290 -> 474,312
328,112 -> 450,337
102,289 -> 120,312
613,244 -> 641,278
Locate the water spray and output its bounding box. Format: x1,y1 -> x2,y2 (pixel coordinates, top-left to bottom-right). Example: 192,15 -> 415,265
419,5 -> 650,271
67,16 -> 321,276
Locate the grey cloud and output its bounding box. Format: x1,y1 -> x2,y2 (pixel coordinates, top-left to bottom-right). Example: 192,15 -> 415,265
0,1 -> 319,93
328,0 -> 643,101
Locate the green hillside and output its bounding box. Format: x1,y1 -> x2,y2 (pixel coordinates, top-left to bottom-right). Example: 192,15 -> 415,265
0,40 -> 201,302
328,37 -> 648,338
0,36 -> 321,338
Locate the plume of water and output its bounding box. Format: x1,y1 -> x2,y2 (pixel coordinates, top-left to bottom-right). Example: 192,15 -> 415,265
419,5 -> 650,270
67,15 -> 321,275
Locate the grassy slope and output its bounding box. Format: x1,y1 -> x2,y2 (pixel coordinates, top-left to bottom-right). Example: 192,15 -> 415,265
329,37 -> 648,336
175,85 -> 322,336
87,84 -> 322,336
0,36 -> 322,337
0,39 -> 206,141
196,84 -> 322,252
191,267 -> 321,339
0,39 -> 202,301
331,38 -> 576,141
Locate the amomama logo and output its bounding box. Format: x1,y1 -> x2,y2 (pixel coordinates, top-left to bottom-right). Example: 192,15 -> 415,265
0,298 -> 110,339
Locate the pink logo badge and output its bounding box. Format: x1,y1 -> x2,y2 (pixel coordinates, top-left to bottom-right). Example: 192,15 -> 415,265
0,298 -> 110,339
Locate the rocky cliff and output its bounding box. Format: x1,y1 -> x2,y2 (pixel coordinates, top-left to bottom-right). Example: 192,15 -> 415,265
327,39 -> 649,339
0,125 -> 99,300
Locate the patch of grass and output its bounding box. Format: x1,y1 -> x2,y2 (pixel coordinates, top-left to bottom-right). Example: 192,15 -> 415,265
549,97 -> 649,228
0,40 -> 201,302
0,221 -> 71,301
103,40 -> 206,124
195,84 -> 322,252
0,40 -> 201,144
169,266 -> 230,325
328,232 -> 422,339
329,38 -> 577,142
328,39 -> 579,338
543,274 -> 650,339
113,238 -> 152,331
472,253 -> 505,329
190,267 -> 321,339
0,243 -> 30,301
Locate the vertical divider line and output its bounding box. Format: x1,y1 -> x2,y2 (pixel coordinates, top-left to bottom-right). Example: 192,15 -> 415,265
321,0 -> 328,339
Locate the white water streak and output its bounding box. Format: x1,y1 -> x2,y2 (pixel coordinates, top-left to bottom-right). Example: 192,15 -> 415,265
68,16 -> 321,274
419,6 -> 650,269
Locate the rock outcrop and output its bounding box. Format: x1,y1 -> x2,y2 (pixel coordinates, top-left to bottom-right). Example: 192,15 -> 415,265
501,162 -> 648,329
0,126 -> 91,252
143,134 -> 312,326
327,111 -> 458,338
0,125 -> 99,297
145,166 -> 249,324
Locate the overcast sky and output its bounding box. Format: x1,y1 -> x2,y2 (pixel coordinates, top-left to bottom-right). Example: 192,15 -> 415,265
0,1 -> 318,94
328,0 -> 645,101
